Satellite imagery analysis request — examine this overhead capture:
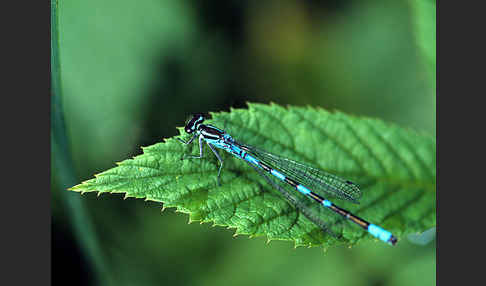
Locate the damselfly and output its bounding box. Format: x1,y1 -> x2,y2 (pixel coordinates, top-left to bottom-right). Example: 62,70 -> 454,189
178,113 -> 397,245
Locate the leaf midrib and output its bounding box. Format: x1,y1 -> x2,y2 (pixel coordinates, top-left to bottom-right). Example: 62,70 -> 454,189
94,157 -> 435,194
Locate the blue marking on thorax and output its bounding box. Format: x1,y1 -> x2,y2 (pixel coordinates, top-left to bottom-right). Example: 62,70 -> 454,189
322,200 -> 332,207
206,138 -> 226,149
271,169 -> 286,181
296,185 -> 311,195
368,224 -> 392,242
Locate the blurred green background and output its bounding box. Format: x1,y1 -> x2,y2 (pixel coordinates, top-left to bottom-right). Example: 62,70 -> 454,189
51,0 -> 436,285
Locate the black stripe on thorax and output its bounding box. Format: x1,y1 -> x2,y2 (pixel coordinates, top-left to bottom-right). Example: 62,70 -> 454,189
200,125 -> 223,140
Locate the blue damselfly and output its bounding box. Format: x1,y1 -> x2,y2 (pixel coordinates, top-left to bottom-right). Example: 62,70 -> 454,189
178,114 -> 397,245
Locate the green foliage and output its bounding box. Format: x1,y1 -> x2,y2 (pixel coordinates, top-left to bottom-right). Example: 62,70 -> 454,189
70,103 -> 435,249
410,0 -> 436,91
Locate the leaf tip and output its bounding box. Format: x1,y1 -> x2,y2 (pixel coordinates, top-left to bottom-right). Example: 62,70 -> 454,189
68,183 -> 84,192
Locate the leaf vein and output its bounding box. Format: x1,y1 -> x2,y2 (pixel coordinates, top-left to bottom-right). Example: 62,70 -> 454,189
256,107 -> 297,151
292,109 -> 367,172
338,116 -> 388,174
363,120 -> 417,179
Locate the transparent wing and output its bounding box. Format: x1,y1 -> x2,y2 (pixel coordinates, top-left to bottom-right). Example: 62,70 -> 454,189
242,158 -> 341,239
236,141 -> 362,203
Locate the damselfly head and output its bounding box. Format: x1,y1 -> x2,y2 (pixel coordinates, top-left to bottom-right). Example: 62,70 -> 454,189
184,113 -> 206,134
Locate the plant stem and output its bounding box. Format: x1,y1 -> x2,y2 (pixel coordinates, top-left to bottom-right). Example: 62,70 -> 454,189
51,0 -> 111,284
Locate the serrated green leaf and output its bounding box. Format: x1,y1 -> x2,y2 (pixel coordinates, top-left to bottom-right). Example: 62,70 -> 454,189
70,103 -> 436,248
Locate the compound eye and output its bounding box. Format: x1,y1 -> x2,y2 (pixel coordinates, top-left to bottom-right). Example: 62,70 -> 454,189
185,125 -> 195,134
184,113 -> 205,134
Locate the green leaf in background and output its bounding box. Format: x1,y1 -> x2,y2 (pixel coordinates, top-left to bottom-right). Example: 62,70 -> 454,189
409,0 -> 436,92
70,103 -> 436,249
